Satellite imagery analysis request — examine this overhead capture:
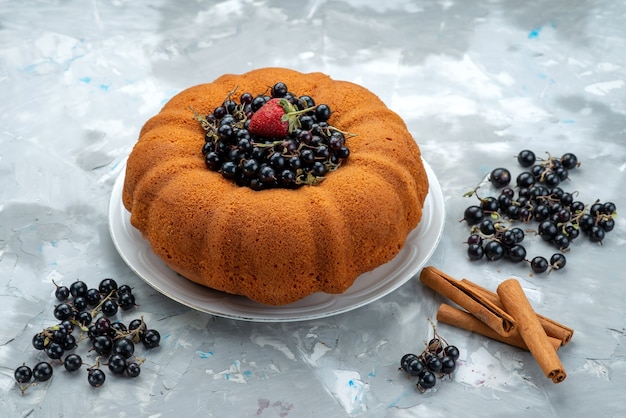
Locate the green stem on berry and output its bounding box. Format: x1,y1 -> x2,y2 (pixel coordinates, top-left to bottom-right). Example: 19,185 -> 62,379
232,104 -> 248,124
225,85 -> 239,101
132,355 -> 147,365
189,106 -> 214,132
324,161 -> 342,172
127,315 -> 146,344
252,140 -> 283,148
295,171 -> 325,186
18,381 -> 37,396
423,318 -> 450,355
320,125 -> 358,139
463,185 -> 482,198
70,318 -> 90,333
86,356 -> 103,371
89,290 -> 115,319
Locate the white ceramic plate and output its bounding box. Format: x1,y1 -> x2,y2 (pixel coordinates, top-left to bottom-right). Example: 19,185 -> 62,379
108,159 -> 444,322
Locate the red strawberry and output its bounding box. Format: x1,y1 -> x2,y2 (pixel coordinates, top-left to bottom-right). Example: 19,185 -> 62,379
248,98 -> 301,138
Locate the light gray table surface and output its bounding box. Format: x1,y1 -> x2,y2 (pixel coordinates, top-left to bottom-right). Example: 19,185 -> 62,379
1,1 -> 625,417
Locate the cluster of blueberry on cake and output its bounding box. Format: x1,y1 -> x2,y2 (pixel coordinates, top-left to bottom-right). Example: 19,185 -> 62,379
194,81 -> 352,190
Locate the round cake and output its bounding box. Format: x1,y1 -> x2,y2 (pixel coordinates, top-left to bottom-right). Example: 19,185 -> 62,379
122,67 -> 429,306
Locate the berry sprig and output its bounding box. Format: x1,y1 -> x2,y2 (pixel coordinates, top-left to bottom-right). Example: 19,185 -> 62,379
15,278 -> 161,395
462,150 -> 618,274
399,320 -> 460,393
192,81 -> 355,190
14,362 -> 52,395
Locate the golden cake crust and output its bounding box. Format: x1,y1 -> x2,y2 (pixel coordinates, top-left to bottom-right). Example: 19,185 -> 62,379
122,67 -> 428,305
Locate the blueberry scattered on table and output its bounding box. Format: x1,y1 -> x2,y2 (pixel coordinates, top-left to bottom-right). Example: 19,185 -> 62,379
399,320 -> 460,393
15,278 -> 161,395
462,150 -> 618,274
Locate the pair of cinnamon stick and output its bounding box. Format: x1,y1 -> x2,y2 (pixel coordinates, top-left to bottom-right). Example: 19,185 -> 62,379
420,266 -> 572,384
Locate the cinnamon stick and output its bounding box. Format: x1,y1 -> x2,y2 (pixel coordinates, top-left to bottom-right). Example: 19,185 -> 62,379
497,279 -> 566,383
420,266 -> 516,337
436,303 -> 562,352
460,279 -> 573,346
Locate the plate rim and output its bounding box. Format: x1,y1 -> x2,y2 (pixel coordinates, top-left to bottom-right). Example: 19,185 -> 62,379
108,158 -> 445,322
